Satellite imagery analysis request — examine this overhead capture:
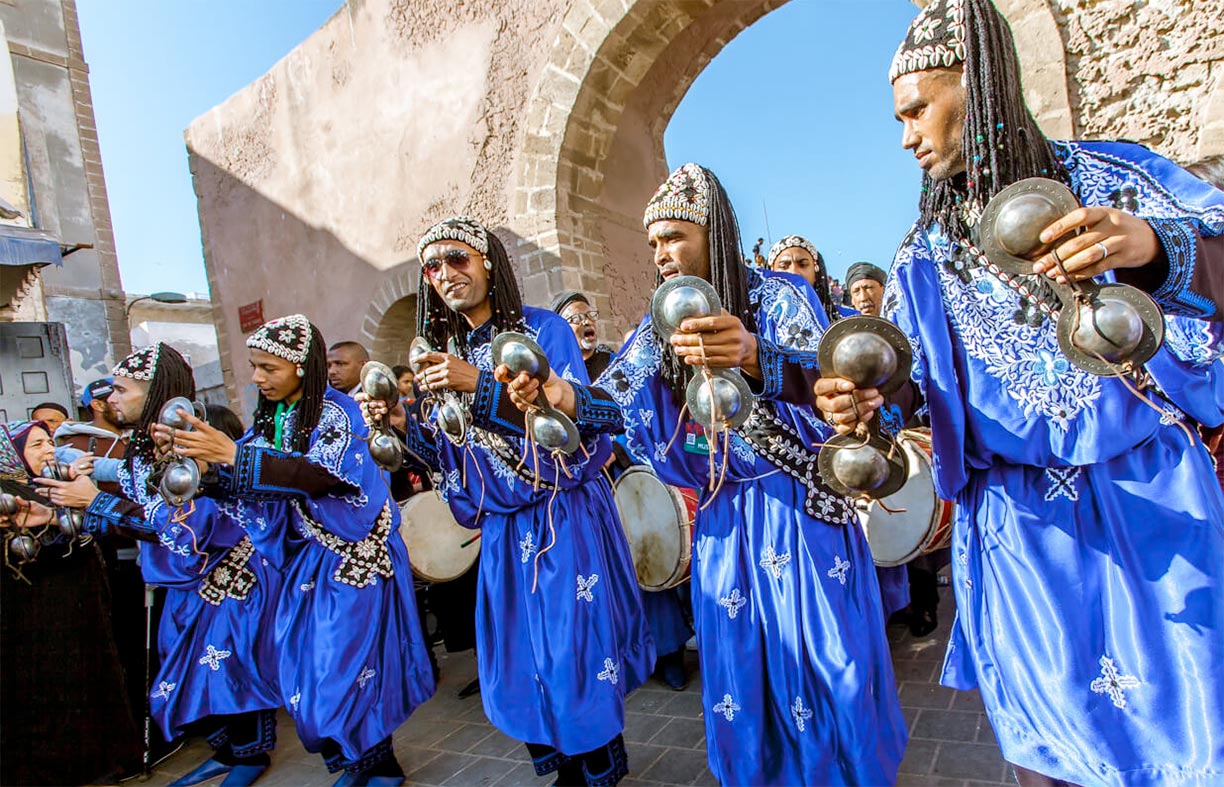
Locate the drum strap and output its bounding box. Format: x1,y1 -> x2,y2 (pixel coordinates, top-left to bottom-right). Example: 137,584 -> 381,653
470,428 -> 559,490
735,403 -> 857,526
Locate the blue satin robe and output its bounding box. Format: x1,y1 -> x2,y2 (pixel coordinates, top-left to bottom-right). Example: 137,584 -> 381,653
404,306 -> 654,756
883,140 -> 1224,785
227,388 -> 436,762
597,268 -> 906,786
83,454 -> 283,743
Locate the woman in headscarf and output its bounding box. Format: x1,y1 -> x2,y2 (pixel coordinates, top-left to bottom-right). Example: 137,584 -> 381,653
0,420 -> 143,786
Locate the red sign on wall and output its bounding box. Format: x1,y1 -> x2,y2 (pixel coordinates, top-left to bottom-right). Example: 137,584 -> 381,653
238,300 -> 265,333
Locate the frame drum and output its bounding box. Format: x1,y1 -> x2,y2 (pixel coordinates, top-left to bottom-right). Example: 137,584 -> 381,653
858,429 -> 955,567
400,491 -> 479,582
612,466 -> 697,591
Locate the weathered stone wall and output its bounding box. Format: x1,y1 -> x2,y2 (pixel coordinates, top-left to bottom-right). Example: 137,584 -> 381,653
1049,0 -> 1224,163
188,0 -> 1223,413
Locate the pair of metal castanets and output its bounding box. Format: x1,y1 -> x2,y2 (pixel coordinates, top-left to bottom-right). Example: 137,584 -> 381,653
651,275 -> 755,430
978,177 -> 1164,375
491,332 -> 582,455
408,337 -> 473,449
157,397 -> 209,506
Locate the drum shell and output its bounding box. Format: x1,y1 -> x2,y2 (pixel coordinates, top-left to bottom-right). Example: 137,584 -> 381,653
612,466 -> 697,591
399,491 -> 479,583
857,429 -> 954,567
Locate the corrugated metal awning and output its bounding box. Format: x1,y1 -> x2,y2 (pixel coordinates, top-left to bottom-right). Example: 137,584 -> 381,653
0,224 -> 62,267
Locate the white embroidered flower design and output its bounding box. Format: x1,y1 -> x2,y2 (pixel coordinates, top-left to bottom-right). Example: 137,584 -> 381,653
152,681 -> 176,700
1090,656 -> 1139,709
718,588 -> 747,619
1160,405 -> 1185,426
827,555 -> 851,586
1044,467 -> 1081,502
577,573 -> 599,603
289,690 -> 301,712
597,658 -> 619,685
713,694 -> 741,721
198,644 -> 232,671
519,531 -> 536,564
299,580 -> 316,592
759,545 -> 791,579
913,15 -> 940,42
791,696 -> 813,731
357,666 -> 377,689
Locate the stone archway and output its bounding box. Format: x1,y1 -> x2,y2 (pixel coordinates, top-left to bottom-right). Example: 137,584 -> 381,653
360,264 -> 420,365
508,0 -> 1074,339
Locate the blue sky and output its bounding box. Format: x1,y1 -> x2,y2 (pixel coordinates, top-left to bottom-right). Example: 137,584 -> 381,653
78,0 -> 922,296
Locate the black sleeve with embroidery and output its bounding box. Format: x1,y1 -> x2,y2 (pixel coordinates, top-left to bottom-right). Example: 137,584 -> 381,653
229,443 -> 351,501
751,337 -> 823,406
571,383 -> 625,437
468,369 -> 527,437
1116,220 -> 1222,321
81,491 -> 158,541
397,416 -> 441,472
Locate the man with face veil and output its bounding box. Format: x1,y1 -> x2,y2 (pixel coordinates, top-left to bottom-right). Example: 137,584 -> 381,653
816,1 -> 1224,783
0,419 -> 142,786
374,216 -> 653,786
165,316 -> 436,786
500,164 -> 906,786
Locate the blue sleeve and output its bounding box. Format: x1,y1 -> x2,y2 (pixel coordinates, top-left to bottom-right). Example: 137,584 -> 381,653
81,491 -> 158,540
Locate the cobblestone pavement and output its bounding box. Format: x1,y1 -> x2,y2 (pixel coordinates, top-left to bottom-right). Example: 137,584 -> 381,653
144,584 -> 1017,787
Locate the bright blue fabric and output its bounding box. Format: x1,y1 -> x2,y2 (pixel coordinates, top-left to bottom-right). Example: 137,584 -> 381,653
408,306 -> 654,756
234,388 -> 436,761
115,455 -> 281,740
885,140 -> 1224,785
598,269 -> 906,786
876,565 -> 911,619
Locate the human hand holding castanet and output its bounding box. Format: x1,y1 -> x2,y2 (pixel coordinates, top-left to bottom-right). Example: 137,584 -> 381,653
355,392 -> 407,432
0,496 -> 55,528
493,365 -> 576,418
812,377 -> 883,436
669,311 -> 761,379
161,411 -> 238,466
33,474 -> 100,509
416,352 -> 481,394
1031,206 -> 1160,285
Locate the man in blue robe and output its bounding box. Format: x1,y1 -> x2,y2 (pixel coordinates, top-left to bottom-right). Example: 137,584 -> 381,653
166,317 -> 437,787
816,1 -> 1224,784
39,343 -> 282,787
500,165 -> 907,786
373,216 -> 653,786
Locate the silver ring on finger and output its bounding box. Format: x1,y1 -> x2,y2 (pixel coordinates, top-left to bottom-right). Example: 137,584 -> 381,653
1095,241 -> 1109,261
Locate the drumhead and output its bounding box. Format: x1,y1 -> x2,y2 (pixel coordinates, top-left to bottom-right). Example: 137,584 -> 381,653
400,491 -> 479,582
859,437 -> 938,567
613,467 -> 685,590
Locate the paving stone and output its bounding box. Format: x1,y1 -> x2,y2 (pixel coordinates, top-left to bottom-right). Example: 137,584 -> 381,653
894,658 -> 939,682
401,718 -> 466,748
625,742 -> 667,775
913,709 -> 985,742
897,775 -> 966,786
899,737 -> 940,775
491,760 -> 545,786
406,751 -> 481,786
975,716 -> 999,746
900,682 -> 958,710
951,689 -> 988,713
435,722 -> 495,753
933,742 -> 1008,782
623,711 -> 671,743
625,687 -> 676,714
441,755 -> 518,786
638,747 -> 709,785
648,718 -> 706,750
688,765 -> 718,786
468,729 -> 527,760
657,692 -> 705,719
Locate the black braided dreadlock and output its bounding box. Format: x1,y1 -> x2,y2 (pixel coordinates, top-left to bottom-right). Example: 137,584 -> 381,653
127,344 -> 195,466
811,250 -> 842,324
918,0 -> 1067,235
657,167 -> 758,403
251,324 -> 327,453
415,230 -> 525,358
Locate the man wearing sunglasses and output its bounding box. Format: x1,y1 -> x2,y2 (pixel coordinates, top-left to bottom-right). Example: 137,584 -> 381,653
550,291 -> 615,379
